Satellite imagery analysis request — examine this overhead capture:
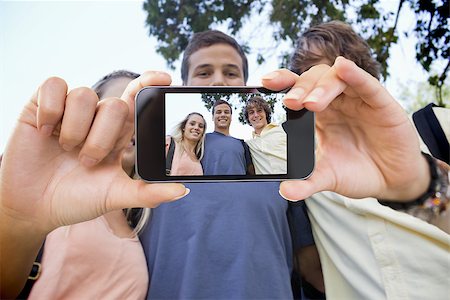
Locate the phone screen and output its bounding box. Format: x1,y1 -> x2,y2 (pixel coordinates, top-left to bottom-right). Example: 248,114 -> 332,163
136,86 -> 315,182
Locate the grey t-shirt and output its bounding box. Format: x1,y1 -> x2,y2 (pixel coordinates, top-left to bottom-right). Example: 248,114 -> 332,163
201,131 -> 251,175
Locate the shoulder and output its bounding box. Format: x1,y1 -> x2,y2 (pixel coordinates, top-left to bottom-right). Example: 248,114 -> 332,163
267,123 -> 285,134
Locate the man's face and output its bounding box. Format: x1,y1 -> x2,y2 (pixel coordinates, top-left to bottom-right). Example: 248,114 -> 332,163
247,105 -> 268,133
186,43 -> 245,86
213,103 -> 232,130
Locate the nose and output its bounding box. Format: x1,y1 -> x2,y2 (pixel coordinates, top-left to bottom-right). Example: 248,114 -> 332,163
209,72 -> 226,86
250,111 -> 258,118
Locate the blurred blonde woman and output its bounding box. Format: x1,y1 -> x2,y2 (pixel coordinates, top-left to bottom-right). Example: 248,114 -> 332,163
26,70 -> 150,300
166,112 -> 206,176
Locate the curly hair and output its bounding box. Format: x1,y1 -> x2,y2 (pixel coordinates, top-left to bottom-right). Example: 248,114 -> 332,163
290,21 -> 381,79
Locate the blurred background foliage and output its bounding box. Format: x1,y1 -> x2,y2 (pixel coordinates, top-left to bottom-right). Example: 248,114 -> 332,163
143,0 -> 449,109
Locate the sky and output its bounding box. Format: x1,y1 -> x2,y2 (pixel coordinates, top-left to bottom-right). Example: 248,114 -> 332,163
0,0 -> 429,153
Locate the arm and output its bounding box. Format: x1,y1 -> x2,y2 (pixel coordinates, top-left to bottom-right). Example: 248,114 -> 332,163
261,57 -> 449,232
0,212 -> 47,298
0,72 -> 188,298
165,136 -> 171,156
295,245 -> 325,293
242,140 -> 255,175
287,202 -> 324,293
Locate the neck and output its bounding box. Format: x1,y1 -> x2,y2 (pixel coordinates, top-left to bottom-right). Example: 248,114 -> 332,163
181,138 -> 197,153
123,164 -> 134,177
215,128 -> 230,136
254,125 -> 267,135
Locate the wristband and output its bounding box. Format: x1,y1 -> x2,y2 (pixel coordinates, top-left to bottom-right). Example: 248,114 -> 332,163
379,153 -> 449,221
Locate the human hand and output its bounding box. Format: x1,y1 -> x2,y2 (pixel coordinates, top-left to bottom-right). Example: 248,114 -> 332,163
262,57 -> 430,201
0,71 -> 187,234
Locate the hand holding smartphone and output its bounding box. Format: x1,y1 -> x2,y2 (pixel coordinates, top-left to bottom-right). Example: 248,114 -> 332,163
135,86 -> 315,182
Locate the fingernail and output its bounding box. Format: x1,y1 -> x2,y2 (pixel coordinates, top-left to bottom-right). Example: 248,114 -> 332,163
278,190 -> 300,202
172,188 -> 190,201
261,71 -> 279,80
284,87 -> 305,100
40,125 -> 55,137
303,87 -> 325,103
80,155 -> 98,167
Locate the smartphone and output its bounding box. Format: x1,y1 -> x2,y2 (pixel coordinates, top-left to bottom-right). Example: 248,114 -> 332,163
135,86 -> 315,182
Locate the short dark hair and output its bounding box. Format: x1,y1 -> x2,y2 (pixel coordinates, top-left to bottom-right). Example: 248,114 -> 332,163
92,70 -> 140,99
290,21 -> 381,79
181,30 -> 248,84
244,96 -> 272,124
212,99 -> 232,115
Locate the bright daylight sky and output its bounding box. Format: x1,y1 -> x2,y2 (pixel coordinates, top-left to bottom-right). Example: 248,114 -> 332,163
0,1 -> 428,153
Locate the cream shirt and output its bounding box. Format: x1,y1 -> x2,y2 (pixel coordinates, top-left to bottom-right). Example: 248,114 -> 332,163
246,123 -> 287,174
307,192 -> 450,299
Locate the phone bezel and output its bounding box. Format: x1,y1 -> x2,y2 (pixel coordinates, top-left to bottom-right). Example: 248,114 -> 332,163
135,86 -> 315,182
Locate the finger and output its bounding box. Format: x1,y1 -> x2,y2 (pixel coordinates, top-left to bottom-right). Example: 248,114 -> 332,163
261,68 -> 298,91
262,69 -> 304,110
108,180 -> 189,211
334,56 -> 392,109
36,77 -> 68,136
298,64 -> 348,112
261,65 -> 335,111
59,87 -> 99,151
78,98 -> 129,167
116,71 -> 172,150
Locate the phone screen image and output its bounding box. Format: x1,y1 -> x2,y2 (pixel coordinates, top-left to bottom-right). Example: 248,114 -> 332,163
136,86 -> 314,182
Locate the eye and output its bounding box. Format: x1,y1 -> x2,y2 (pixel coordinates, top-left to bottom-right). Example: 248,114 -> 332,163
196,70 -> 210,77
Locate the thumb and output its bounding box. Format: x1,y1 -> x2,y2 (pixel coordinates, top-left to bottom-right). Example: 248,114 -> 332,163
107,178 -> 189,210
279,167 -> 333,201
116,71 -> 172,150
121,71 -> 172,118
